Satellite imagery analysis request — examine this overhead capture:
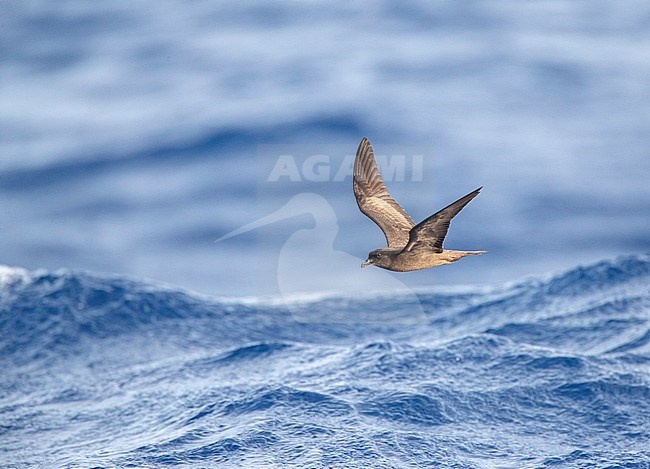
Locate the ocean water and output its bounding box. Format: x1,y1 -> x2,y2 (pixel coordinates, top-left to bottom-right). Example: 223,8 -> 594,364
2,2 -> 650,467
1,254 -> 649,467
1,0 -> 649,297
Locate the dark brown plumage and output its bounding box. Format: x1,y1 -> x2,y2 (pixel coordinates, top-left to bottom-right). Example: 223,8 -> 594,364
353,137 -> 485,271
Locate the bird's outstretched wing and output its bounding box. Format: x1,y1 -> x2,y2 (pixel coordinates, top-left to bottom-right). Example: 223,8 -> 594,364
353,137 -> 415,247
402,187 -> 482,253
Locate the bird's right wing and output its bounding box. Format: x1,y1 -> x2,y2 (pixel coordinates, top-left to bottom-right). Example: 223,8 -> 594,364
402,187 -> 482,253
353,137 -> 415,248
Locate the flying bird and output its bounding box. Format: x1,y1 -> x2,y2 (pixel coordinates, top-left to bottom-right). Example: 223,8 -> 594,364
354,137 -> 485,271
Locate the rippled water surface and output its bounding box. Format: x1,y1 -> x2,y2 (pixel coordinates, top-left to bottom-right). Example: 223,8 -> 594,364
2,255 -> 649,467
2,2 -> 649,466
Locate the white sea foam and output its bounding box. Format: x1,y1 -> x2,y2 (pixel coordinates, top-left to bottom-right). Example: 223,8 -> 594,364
0,265 -> 31,287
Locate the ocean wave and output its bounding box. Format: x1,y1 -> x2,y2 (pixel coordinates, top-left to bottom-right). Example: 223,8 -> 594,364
1,254 -> 649,467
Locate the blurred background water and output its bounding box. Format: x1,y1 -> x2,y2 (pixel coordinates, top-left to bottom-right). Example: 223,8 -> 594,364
1,0 -> 648,297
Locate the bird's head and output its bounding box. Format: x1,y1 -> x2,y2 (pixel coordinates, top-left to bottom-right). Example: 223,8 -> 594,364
361,249 -> 389,268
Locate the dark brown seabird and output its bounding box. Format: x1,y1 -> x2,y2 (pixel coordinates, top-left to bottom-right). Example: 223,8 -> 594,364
354,137 -> 486,271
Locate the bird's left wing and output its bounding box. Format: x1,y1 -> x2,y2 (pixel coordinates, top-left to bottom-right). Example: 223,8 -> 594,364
353,137 -> 415,248
402,187 -> 482,253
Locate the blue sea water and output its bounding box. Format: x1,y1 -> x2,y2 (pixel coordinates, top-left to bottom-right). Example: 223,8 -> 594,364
2,1 -> 650,467
1,1 -> 649,297
1,254 -> 649,467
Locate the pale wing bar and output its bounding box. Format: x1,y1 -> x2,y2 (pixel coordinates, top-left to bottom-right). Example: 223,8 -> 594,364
353,138 -> 415,247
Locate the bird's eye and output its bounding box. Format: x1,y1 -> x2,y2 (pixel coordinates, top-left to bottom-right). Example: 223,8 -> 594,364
376,253 -> 382,258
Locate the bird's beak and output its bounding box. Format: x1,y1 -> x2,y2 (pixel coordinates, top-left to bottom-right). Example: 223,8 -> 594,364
361,259 -> 372,268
